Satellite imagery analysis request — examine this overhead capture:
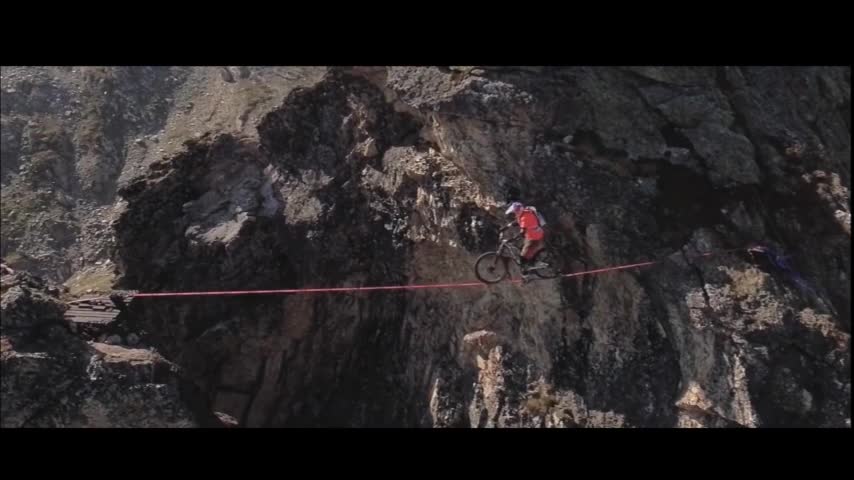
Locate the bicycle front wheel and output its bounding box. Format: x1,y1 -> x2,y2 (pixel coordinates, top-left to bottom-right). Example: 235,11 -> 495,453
475,252 -> 509,284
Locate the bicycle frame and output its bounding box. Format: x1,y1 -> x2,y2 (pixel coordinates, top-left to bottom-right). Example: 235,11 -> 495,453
496,233 -> 552,272
495,235 -> 524,266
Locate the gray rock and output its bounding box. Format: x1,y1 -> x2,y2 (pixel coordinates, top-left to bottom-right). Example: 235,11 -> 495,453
214,411 -> 239,427
3,66 -> 848,428
0,273 -> 65,329
106,66 -> 850,428
1,270 -> 201,427
682,122 -> 760,187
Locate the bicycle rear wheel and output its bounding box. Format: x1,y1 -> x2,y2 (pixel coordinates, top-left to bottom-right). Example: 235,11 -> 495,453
532,250 -> 560,279
475,252 -> 509,284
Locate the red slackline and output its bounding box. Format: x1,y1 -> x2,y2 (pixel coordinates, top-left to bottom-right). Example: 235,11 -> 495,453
127,246 -> 751,299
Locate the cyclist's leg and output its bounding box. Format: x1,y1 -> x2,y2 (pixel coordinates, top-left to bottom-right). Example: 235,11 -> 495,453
520,239 -> 536,272
522,241 -> 549,275
531,240 -> 546,264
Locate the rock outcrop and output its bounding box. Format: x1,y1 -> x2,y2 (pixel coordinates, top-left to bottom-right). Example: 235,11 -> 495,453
1,66 -> 850,427
0,268 -> 207,427
1,66 -> 325,283
107,67 -> 849,427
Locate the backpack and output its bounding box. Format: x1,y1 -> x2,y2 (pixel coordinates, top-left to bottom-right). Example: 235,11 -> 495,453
527,207 -> 547,228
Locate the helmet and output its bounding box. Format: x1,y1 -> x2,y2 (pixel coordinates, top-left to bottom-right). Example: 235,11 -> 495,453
505,202 -> 523,216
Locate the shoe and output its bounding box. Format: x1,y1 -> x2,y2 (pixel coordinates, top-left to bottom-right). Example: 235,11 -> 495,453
521,274 -> 534,284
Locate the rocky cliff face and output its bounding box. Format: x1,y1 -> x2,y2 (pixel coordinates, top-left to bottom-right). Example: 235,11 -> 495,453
0,267 -> 213,427
2,66 -> 850,427
1,66 -> 324,284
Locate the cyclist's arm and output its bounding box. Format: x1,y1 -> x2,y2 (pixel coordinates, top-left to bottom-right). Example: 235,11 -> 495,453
506,225 -> 523,241
500,221 -> 518,232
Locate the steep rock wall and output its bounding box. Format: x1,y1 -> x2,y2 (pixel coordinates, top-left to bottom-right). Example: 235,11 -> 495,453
110,67 -> 850,427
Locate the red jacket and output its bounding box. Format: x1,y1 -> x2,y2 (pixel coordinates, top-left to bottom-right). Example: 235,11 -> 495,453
516,208 -> 544,240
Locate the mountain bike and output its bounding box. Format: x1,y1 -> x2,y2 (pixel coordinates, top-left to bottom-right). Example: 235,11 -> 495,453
474,228 -> 559,284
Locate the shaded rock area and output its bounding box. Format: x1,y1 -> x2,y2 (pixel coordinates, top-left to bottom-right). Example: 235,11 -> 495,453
1,66 -> 325,283
2,66 -> 850,428
112,67 -> 849,427
0,267 -> 218,427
